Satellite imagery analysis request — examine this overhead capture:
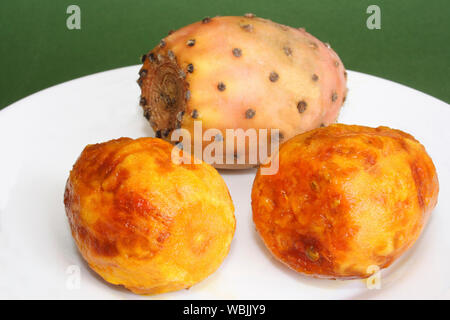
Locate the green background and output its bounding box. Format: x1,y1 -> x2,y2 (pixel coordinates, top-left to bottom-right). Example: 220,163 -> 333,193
0,0 -> 449,110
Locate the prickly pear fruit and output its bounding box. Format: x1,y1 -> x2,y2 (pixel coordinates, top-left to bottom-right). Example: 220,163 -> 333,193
138,15 -> 347,168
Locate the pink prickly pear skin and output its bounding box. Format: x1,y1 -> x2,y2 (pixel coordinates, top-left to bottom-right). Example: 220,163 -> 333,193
138,15 -> 347,168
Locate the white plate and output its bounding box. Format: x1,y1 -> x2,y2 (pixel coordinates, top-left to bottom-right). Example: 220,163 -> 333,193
0,66 -> 449,300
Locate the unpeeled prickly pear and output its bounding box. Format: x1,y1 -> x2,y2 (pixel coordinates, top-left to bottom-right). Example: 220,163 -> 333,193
138,15 -> 347,168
